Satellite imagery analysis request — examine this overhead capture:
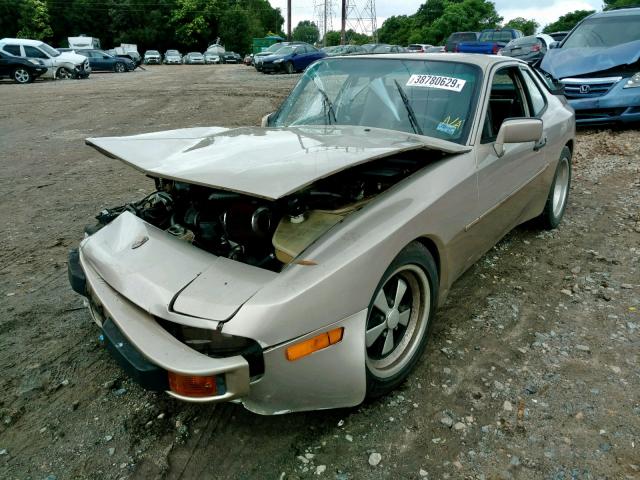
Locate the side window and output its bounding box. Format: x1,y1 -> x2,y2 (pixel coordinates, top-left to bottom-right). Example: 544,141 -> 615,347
24,46 -> 48,59
3,44 -> 21,56
482,67 -> 529,142
520,69 -> 547,116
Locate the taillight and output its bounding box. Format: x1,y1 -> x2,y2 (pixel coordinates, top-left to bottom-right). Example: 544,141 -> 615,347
531,44 -> 541,52
492,44 -> 499,54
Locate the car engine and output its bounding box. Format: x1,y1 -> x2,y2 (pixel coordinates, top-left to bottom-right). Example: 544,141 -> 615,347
90,153 -> 430,271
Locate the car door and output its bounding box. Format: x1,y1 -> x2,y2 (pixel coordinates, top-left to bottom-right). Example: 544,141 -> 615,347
470,64 -> 549,254
23,45 -> 52,69
0,52 -> 9,76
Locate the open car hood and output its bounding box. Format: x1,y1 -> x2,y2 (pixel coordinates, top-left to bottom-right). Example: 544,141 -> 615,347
86,125 -> 469,201
541,39 -> 640,79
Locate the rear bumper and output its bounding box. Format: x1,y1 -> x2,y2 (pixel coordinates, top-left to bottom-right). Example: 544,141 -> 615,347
566,81 -> 640,125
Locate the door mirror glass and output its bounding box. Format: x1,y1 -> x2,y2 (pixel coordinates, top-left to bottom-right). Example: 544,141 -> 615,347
494,118 -> 543,157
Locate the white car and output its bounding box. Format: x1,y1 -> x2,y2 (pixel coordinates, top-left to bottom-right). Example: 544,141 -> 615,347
0,38 -> 90,79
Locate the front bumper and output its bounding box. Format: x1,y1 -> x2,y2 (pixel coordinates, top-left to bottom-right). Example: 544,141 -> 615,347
145,58 -> 161,64
68,247 -> 367,414
564,79 -> 640,125
261,62 -> 284,73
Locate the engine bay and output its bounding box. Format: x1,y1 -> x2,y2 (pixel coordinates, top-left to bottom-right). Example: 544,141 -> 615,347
90,151 -> 435,271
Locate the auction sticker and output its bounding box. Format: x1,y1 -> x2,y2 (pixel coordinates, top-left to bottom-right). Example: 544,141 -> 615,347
406,74 -> 466,92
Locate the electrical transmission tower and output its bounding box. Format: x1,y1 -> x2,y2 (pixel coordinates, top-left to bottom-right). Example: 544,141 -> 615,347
344,0 -> 377,43
314,0 -> 377,45
314,0 -> 336,46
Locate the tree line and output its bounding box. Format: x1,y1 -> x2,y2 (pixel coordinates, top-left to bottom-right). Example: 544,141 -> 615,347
0,0 -> 284,54
0,0 -> 635,55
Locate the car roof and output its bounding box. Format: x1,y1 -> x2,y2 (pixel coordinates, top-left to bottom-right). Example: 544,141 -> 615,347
0,38 -> 45,46
330,52 -> 519,69
589,6 -> 640,17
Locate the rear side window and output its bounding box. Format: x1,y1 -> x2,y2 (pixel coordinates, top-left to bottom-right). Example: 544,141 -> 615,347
2,44 -> 21,56
521,70 -> 547,116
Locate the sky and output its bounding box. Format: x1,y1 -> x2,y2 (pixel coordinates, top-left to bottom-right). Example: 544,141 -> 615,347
269,0 -> 603,36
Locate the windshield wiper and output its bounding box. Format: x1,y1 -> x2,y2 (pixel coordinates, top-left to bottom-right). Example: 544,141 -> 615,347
312,78 -> 337,125
393,79 -> 423,136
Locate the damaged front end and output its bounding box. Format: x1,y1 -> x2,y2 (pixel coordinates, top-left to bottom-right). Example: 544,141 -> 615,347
541,36 -> 640,125
68,125 -> 463,411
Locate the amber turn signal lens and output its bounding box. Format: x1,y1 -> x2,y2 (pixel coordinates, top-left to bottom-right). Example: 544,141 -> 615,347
168,372 -> 217,397
286,327 -> 344,361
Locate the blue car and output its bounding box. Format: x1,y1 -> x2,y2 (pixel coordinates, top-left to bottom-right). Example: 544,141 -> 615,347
261,44 -> 326,74
541,7 -> 640,125
73,49 -> 135,73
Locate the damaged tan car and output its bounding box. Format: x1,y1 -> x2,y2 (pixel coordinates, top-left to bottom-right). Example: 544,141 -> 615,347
68,54 -> 575,414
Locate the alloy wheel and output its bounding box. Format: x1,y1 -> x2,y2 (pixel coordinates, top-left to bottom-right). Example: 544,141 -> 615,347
14,68 -> 30,84
365,265 -> 430,379
552,156 -> 570,218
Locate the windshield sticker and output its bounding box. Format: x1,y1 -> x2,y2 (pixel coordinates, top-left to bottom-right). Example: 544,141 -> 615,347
436,116 -> 463,136
406,74 -> 466,92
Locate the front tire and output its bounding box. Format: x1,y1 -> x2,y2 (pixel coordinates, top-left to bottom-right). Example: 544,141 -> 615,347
56,67 -> 73,80
538,146 -> 571,229
114,62 -> 126,73
12,67 -> 33,84
365,242 -> 438,398
285,61 -> 294,74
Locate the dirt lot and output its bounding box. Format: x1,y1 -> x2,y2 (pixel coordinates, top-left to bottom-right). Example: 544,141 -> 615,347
0,65 -> 638,480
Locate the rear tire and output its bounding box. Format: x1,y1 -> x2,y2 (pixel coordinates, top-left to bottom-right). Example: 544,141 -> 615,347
285,61 -> 294,74
537,146 -> 571,229
12,67 -> 33,84
365,242 -> 438,398
114,62 -> 126,73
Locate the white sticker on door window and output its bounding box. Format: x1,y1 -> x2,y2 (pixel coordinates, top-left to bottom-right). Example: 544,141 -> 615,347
406,74 -> 466,92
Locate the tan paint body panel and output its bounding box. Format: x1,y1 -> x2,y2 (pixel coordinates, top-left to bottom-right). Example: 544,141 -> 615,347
86,125 -> 469,200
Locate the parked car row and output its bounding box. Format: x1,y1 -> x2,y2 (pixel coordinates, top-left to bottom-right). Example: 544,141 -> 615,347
143,47 -> 242,65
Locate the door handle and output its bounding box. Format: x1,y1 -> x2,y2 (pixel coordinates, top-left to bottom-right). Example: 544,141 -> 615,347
533,137 -> 547,151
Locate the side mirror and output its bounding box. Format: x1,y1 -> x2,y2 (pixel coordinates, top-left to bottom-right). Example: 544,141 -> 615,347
494,118 -> 543,157
261,112 -> 273,127
549,41 -> 560,49
103,55 -> 109,59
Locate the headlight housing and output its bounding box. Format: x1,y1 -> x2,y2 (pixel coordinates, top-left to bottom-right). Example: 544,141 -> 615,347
623,72 -> 640,89
28,59 -> 41,66
274,58 -> 284,64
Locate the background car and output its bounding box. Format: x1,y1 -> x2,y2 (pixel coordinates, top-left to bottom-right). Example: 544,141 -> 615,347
0,51 -> 48,83
0,38 -> 90,79
222,51 -> 239,63
499,34 -> 554,64
324,45 -> 366,56
362,44 -> 405,54
260,44 -> 325,74
184,52 -> 205,64
164,50 -> 182,64
444,31 -> 479,52
76,49 -> 135,72
424,46 -> 445,53
243,53 -> 253,65
541,7 -> 640,124
254,42 -> 304,71
204,51 -> 221,64
144,50 -> 162,65
407,44 -> 433,53
456,29 -> 523,54
548,31 -> 569,43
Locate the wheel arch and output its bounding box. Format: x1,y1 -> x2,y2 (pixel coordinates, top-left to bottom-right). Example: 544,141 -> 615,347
412,236 -> 441,281
565,139 -> 574,156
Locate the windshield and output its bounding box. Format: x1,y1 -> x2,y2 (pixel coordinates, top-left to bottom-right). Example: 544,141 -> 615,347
479,31 -> 514,42
267,43 -> 284,52
147,50 -> 159,55
275,46 -> 297,56
39,43 -> 60,57
272,58 -> 479,144
167,50 -> 179,55
562,15 -> 640,48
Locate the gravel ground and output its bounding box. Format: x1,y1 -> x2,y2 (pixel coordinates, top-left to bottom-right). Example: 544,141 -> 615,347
0,65 -> 638,480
